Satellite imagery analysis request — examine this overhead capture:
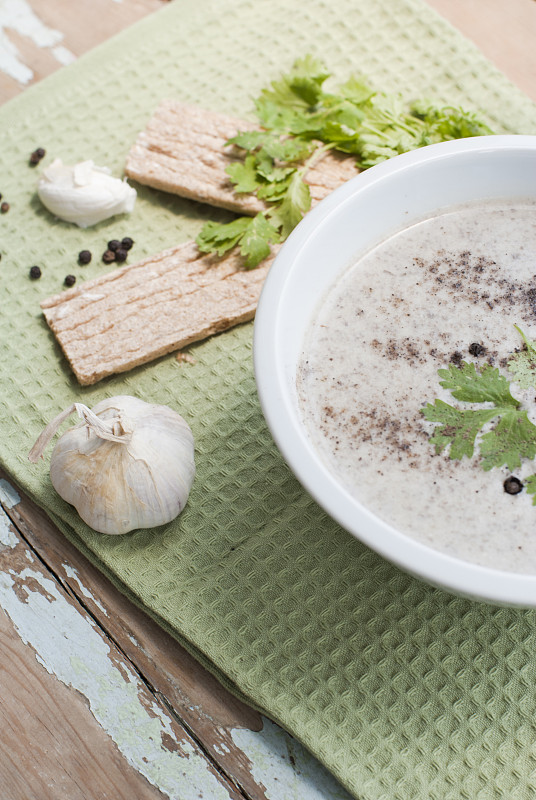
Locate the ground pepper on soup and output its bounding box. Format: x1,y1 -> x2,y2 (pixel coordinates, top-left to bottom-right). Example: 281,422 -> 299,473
297,199 -> 536,574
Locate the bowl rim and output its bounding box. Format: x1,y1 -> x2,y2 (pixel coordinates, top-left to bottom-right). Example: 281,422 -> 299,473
253,134 -> 536,607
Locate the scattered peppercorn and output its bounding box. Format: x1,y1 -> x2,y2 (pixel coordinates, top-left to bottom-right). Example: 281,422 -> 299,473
114,247 -> 128,263
469,342 -> 487,357
1,202 -> 9,213
450,350 -> 463,366
108,239 -> 121,252
29,147 -> 46,166
121,237 -> 134,251
102,249 -> 116,264
504,476 -> 523,495
78,249 -> 92,265
64,274 -> 76,287
29,265 -> 42,280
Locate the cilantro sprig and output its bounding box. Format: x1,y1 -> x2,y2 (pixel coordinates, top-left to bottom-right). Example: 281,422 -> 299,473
422,328 -> 536,503
422,361 -> 536,470
196,56 -> 494,268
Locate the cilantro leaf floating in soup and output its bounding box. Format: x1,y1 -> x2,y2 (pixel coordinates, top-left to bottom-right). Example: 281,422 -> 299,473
296,198 -> 536,574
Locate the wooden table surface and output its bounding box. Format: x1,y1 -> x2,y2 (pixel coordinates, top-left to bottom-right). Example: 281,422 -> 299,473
1,2 -> 536,798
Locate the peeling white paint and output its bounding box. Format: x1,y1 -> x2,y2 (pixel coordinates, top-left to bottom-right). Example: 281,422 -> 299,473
231,717 -> 352,800
0,0 -> 76,84
62,562 -> 108,615
0,507 -> 18,549
51,44 -> 76,66
0,565 -> 234,800
0,479 -> 347,799
0,479 -> 21,509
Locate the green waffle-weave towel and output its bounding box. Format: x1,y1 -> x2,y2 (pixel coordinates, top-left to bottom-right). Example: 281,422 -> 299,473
2,1 -> 536,797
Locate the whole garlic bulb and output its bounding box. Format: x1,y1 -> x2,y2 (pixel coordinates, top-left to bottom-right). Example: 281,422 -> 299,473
29,396 -> 195,535
37,158 -> 137,228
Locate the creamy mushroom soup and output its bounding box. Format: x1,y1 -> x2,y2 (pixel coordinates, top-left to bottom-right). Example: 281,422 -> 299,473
297,199 -> 536,573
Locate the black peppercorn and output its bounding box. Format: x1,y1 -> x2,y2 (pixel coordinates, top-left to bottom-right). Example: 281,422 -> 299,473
29,147 -> 46,166
1,202 -> 9,213
107,239 -> 121,252
121,237 -> 134,251
504,476 -> 523,495
114,247 -> 128,263
29,265 -> 42,280
78,249 -> 92,265
64,274 -> 76,287
468,342 -> 487,357
102,249 -> 116,264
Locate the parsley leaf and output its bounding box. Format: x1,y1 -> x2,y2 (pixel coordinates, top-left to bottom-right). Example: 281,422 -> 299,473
267,170 -> 311,239
423,330 -> 536,486
226,130 -> 271,151
198,56 -> 494,267
437,361 -> 517,407
422,400 -> 499,460
196,216 -> 252,258
196,213 -> 279,268
226,154 -> 260,193
257,54 -> 330,112
421,359 -> 536,471
239,213 -> 280,268
411,101 -> 495,141
479,410 -> 536,471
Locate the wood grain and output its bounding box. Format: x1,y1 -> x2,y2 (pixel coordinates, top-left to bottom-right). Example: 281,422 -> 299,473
0,497 -> 244,800
1,2 -> 536,799
0,610 -> 173,800
0,0 -> 165,104
0,472 -> 301,800
426,0 -> 536,103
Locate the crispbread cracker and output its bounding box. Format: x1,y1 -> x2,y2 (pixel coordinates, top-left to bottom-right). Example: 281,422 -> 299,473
44,102 -> 358,385
41,241 -> 274,385
125,100 -> 359,214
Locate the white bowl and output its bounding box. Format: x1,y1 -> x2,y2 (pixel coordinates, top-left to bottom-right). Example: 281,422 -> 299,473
253,135 -> 536,607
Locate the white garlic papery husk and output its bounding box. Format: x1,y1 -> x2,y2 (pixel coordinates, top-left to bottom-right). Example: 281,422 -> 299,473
29,396 -> 195,535
37,158 -> 137,228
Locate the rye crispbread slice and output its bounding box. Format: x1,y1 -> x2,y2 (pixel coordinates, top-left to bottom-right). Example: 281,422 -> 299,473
42,102 -> 358,385
124,100 -> 359,214
41,241 -> 274,385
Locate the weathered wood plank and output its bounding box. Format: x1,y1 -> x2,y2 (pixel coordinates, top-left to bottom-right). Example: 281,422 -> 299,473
426,0 -> 536,103
0,600 -> 169,800
0,490 -> 244,800
0,0 -> 165,104
1,472 -> 353,800
2,1 -> 535,108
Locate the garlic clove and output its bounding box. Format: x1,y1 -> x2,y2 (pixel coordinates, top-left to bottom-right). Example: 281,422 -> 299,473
29,396 -> 195,535
37,158 -> 137,228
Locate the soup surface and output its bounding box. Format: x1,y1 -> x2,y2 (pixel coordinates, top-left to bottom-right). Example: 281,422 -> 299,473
297,199 -> 536,573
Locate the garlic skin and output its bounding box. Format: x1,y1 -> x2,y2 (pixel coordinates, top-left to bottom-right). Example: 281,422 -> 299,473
37,158 -> 137,228
29,396 -> 195,535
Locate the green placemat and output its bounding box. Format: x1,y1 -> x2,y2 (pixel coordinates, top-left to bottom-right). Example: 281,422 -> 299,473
2,1 -> 536,797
